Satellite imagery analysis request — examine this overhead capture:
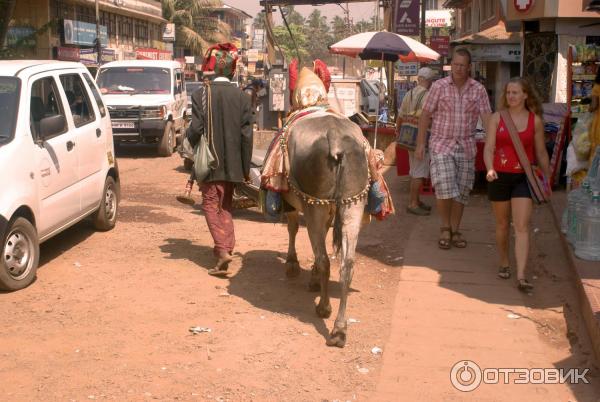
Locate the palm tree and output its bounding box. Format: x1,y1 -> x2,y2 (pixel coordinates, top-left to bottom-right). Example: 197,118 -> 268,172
161,0 -> 231,56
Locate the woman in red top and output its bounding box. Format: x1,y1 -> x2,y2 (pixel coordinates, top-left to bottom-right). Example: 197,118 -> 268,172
484,78 -> 550,292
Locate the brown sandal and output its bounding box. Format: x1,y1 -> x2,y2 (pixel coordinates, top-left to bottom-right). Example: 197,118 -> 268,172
438,227 -> 452,249
451,231 -> 467,248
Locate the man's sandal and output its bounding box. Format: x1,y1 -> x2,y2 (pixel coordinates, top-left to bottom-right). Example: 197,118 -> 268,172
451,231 -> 467,248
517,279 -> 534,292
498,266 -> 511,279
438,227 -> 452,250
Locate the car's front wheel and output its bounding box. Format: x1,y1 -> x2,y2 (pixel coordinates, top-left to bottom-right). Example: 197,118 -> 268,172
92,176 -> 119,231
0,217 -> 39,291
158,121 -> 174,157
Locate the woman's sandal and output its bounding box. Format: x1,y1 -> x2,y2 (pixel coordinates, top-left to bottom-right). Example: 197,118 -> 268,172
517,279 -> 534,292
438,227 -> 452,250
498,266 -> 511,279
451,231 -> 467,248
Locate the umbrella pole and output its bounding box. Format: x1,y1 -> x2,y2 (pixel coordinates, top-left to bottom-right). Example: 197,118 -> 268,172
373,53 -> 384,149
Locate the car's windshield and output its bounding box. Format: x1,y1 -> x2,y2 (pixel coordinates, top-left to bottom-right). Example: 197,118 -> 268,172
97,67 -> 171,94
0,77 -> 20,142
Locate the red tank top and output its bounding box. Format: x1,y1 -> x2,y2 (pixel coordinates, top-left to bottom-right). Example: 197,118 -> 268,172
493,112 -> 536,173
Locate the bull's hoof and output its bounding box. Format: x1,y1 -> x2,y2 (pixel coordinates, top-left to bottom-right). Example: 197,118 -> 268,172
285,261 -> 301,278
315,302 -> 332,318
326,330 -> 347,348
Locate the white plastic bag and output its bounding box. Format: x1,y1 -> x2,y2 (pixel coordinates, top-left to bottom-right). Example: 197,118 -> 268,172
566,142 -> 588,176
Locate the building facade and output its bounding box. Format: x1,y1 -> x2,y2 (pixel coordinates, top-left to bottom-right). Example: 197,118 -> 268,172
444,0 -> 521,109
505,0 -> 600,103
8,0 -> 166,66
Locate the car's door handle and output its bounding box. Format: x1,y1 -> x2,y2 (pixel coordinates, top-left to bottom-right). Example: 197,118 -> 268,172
96,128 -> 101,138
66,141 -> 75,151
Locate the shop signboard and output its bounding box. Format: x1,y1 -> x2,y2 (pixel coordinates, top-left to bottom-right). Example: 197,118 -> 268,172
394,0 -> 420,36
6,26 -> 36,47
79,48 -> 116,65
429,36 -> 450,57
397,62 -> 419,76
55,46 -> 80,62
135,48 -> 173,60
467,44 -> 521,62
63,19 -> 107,47
425,10 -> 452,27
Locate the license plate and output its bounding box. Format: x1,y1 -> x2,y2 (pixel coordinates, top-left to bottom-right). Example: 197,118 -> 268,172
112,121 -> 135,129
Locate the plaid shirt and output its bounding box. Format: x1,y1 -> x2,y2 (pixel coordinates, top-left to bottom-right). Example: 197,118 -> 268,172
422,76 -> 491,159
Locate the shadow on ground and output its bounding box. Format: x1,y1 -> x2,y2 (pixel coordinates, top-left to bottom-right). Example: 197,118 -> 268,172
159,237 -> 362,341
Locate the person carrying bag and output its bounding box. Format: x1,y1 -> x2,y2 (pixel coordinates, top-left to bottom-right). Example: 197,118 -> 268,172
484,77 -> 551,293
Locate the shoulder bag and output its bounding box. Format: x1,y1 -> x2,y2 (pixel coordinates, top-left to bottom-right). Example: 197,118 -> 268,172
194,84 -> 218,184
500,110 -> 551,204
396,89 -> 428,151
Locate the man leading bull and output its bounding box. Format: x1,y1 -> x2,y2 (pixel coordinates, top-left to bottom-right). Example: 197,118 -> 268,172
186,44 -> 254,276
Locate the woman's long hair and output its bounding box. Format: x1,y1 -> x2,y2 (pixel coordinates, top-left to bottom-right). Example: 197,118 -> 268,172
500,77 -> 543,117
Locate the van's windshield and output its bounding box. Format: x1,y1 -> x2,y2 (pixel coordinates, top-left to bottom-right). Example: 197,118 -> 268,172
97,67 -> 171,95
0,77 -> 20,143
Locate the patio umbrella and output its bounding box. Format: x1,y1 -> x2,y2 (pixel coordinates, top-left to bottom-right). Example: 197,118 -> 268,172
329,31 -> 440,146
329,31 -> 440,63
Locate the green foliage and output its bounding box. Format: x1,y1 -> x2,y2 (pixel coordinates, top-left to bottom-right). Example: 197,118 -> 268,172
161,0 -> 230,57
273,24 -> 308,62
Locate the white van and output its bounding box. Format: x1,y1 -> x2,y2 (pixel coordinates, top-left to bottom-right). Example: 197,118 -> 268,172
96,60 -> 187,156
0,61 -> 119,291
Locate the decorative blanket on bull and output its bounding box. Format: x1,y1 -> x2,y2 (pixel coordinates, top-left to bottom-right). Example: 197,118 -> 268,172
261,105 -> 333,192
260,106 -> 394,219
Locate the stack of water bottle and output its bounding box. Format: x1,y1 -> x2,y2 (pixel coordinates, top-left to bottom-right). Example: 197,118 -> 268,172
563,147 -> 600,261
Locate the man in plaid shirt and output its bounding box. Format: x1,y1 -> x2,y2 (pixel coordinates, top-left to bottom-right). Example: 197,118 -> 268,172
416,48 -> 491,249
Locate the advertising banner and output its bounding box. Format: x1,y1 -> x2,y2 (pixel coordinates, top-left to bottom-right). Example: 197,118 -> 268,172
429,36 -> 450,57
394,0 -> 420,36
63,19 -> 107,47
162,23 -> 175,42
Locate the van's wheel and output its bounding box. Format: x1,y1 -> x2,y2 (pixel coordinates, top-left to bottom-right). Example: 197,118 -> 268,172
183,158 -> 193,171
92,176 -> 119,231
158,121 -> 174,157
0,217 -> 39,291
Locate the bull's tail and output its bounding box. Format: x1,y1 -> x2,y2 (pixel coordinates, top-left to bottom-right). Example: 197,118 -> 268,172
327,129 -> 344,256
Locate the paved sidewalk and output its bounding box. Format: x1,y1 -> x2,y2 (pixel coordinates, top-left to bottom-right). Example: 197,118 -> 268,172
373,192 -> 599,401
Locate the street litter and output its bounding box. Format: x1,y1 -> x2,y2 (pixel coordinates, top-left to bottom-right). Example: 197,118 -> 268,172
347,318 -> 360,324
507,313 -> 521,319
74,261 -> 82,268
357,367 -> 369,374
189,326 -> 212,334
371,347 -> 383,355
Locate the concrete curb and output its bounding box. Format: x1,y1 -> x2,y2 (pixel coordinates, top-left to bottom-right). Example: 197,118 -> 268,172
547,197 -> 600,362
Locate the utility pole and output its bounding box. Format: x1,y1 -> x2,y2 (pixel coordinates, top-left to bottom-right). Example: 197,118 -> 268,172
420,0 -> 426,45
95,0 -> 101,65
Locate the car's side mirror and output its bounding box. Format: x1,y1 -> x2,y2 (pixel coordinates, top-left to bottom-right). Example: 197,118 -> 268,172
39,115 -> 66,139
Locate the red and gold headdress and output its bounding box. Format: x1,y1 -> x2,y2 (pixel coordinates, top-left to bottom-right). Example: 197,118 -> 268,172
288,59 -> 331,109
201,43 -> 239,79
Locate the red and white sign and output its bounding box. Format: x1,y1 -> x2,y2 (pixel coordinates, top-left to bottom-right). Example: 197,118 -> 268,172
429,36 -> 450,57
55,46 -> 80,62
135,48 -> 172,61
514,0 -> 534,13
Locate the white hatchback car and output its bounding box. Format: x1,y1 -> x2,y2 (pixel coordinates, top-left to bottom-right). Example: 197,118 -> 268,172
0,61 -> 120,291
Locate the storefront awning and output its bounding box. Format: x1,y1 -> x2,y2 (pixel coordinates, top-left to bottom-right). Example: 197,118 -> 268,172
451,22 -> 521,45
